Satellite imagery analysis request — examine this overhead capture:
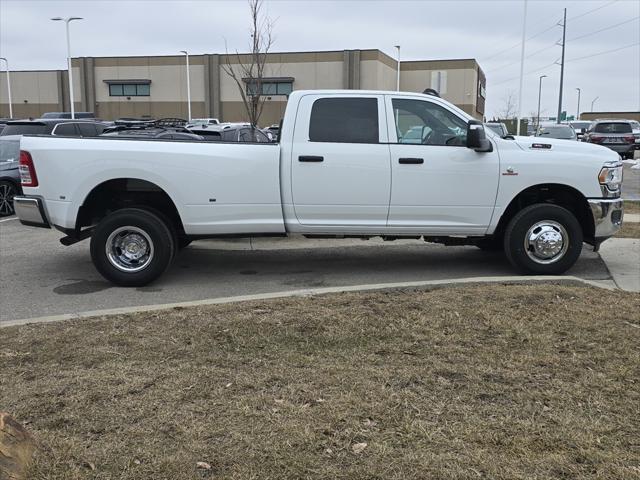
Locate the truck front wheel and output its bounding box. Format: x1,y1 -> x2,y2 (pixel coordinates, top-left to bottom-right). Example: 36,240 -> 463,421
504,203 -> 583,275
90,208 -> 175,287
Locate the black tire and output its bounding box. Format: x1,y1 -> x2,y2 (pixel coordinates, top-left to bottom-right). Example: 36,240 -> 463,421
0,180 -> 17,217
90,208 -> 175,287
504,203 -> 583,275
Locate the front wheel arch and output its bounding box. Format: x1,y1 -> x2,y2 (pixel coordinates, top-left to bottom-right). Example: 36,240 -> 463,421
494,184 -> 595,243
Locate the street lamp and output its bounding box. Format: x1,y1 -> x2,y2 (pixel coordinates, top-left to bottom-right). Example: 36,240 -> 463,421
394,45 -> 400,91
591,96 -> 599,112
51,16 -> 83,119
180,50 -> 192,121
575,88 -> 581,120
536,74 -> 547,135
0,57 -> 12,118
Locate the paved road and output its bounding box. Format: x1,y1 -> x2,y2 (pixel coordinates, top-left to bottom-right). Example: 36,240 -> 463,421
0,217 -> 611,323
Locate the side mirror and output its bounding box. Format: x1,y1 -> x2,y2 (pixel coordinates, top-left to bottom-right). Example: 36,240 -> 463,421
466,120 -> 493,152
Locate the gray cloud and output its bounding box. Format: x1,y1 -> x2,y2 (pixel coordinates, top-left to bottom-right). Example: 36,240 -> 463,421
1,0 -> 638,118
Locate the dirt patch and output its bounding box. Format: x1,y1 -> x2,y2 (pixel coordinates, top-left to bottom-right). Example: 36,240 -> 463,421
615,221 -> 640,238
1,284 -> 639,479
624,200 -> 640,215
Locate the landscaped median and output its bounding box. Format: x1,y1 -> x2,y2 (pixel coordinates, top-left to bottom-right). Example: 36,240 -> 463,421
1,283 -> 639,479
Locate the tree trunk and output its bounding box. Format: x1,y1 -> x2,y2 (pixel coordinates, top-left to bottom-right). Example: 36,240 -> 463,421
0,413 -> 35,480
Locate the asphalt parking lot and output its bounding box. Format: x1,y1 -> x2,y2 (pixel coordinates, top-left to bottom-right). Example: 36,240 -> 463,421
0,217 -> 611,323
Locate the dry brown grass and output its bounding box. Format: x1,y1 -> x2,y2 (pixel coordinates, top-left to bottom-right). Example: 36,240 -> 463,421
616,222 -> 640,238
624,201 -> 640,215
1,283 -> 639,480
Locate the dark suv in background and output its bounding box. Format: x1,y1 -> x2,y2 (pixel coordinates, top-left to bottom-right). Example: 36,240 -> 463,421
0,136 -> 21,216
583,120 -> 637,159
0,119 -> 107,137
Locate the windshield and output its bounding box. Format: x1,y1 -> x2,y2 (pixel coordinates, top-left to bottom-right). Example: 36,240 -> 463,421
0,139 -> 20,163
0,124 -> 50,136
538,126 -> 576,139
594,122 -> 632,134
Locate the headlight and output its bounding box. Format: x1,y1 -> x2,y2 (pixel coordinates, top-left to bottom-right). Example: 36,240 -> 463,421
598,162 -> 623,192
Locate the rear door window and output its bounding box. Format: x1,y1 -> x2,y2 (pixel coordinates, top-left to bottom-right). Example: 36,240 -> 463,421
53,123 -> 79,136
78,123 -> 98,137
309,97 -> 379,144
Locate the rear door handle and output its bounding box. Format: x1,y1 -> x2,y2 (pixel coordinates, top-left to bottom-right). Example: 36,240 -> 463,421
299,155 -> 324,162
398,157 -> 424,164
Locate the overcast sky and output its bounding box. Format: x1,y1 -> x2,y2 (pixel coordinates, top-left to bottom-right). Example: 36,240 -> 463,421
1,0 -> 638,118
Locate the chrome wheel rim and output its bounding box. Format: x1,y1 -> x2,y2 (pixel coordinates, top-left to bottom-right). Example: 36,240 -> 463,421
0,183 -> 16,216
105,226 -> 154,273
524,220 -> 569,265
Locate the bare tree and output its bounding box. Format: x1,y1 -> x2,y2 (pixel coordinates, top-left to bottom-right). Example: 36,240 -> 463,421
221,0 -> 275,128
497,90 -> 517,119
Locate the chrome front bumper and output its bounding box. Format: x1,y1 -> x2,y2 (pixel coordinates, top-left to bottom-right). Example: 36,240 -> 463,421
14,196 -> 51,228
588,198 -> 623,239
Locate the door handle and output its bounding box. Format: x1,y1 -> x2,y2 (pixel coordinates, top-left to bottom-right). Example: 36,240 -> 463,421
398,157 -> 424,164
298,155 -> 324,162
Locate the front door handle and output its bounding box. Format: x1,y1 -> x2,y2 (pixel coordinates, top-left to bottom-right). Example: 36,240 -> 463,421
299,155 -> 324,162
398,157 -> 424,164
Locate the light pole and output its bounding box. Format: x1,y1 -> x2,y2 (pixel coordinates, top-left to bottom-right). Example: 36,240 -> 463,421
591,96 -> 599,112
516,0 -> 528,135
51,16 -> 83,119
394,45 -> 400,91
0,57 -> 12,118
536,74 -> 547,135
575,88 -> 581,120
180,50 -> 192,121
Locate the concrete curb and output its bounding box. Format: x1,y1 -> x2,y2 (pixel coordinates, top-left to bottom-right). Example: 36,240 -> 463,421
1,275 -> 617,329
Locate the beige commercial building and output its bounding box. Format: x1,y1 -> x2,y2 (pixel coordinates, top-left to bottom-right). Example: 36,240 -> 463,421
0,49 -> 486,124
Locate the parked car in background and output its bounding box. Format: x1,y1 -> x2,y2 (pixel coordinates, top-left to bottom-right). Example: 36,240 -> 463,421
40,111 -> 96,119
583,120 -> 636,159
0,119 -> 107,137
102,127 -> 204,141
188,123 -> 272,142
485,122 -> 509,137
630,120 -> 640,150
186,118 -> 220,129
114,117 -> 155,126
569,121 -> 592,141
536,124 -> 577,141
0,136 -> 21,216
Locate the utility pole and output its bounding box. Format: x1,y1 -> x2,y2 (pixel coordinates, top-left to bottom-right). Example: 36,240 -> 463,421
516,0 -> 528,135
575,87 -> 581,120
557,8 -> 566,124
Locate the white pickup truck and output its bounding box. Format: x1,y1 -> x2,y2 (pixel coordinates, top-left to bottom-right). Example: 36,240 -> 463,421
15,90 -> 624,286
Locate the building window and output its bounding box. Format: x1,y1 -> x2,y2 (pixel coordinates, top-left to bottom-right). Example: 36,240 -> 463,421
245,78 -> 293,96
108,83 -> 150,97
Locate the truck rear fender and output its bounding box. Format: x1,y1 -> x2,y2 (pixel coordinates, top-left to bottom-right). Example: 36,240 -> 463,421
75,178 -> 184,235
